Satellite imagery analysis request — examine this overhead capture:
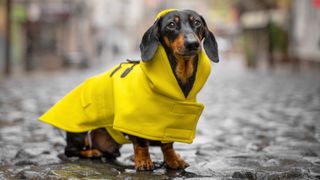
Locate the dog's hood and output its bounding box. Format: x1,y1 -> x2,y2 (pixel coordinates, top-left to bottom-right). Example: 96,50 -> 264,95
155,9 -> 177,20
140,44 -> 211,101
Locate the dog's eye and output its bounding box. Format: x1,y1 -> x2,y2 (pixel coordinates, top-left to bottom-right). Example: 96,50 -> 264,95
194,20 -> 201,27
167,22 -> 176,30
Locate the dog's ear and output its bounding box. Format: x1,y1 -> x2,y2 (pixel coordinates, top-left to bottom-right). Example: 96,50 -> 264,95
200,16 -> 219,63
140,20 -> 160,62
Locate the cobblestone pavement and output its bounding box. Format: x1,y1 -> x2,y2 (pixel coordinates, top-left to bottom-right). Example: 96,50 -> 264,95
0,59 -> 320,179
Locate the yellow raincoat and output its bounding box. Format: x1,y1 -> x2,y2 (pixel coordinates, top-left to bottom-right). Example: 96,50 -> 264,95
39,10 -> 212,144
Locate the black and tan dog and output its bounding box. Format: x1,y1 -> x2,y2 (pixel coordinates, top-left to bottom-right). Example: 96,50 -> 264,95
41,9 -> 218,171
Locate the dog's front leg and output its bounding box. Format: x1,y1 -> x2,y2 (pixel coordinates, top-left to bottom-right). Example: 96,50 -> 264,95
161,143 -> 189,169
129,136 -> 154,171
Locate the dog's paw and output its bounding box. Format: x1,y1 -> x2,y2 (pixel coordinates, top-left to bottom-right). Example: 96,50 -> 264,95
165,154 -> 189,170
80,149 -> 103,158
135,157 -> 154,171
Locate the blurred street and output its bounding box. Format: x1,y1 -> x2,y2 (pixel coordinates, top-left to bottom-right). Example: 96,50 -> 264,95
1,0 -> 320,179
0,58 -> 320,179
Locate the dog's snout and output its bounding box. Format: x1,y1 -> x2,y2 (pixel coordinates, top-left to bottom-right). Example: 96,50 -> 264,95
184,34 -> 200,50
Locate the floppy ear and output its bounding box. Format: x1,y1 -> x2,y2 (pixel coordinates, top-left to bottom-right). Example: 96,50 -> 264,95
200,16 -> 219,63
140,20 -> 159,62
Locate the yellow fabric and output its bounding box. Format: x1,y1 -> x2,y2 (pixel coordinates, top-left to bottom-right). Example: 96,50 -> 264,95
39,45 -> 211,144
156,9 -> 177,20
39,9 -> 212,144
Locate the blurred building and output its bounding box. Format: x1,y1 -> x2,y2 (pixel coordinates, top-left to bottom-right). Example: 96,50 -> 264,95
0,0 -> 97,76
23,0 -> 95,71
0,1 -> 5,75
290,0 -> 320,62
90,0 -> 145,61
239,0 -> 320,68
238,0 -> 290,67
1,0 -> 152,76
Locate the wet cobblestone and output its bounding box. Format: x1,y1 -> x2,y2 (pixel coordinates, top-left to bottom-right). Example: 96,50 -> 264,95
0,59 -> 320,179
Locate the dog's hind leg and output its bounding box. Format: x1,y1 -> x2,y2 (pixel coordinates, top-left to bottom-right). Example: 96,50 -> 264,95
86,128 -> 122,159
65,131 -> 87,157
65,128 -> 121,159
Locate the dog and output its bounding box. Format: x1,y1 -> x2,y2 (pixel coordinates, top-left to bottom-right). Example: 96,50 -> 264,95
39,9 -> 219,171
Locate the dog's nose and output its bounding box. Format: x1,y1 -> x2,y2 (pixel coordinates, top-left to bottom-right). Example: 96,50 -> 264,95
184,34 -> 200,50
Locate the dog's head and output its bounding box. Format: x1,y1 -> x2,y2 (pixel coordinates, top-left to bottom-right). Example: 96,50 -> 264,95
140,9 -> 219,63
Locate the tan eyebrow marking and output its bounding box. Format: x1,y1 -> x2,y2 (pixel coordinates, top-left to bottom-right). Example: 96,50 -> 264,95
174,16 -> 180,23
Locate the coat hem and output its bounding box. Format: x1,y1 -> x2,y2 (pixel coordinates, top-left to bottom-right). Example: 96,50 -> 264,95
38,116 -> 110,133
113,126 -> 194,144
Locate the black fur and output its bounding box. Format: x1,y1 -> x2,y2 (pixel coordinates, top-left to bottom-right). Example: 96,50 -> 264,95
164,45 -> 199,97
65,132 -> 87,157
140,20 -> 160,61
140,10 -> 219,63
200,16 -> 219,62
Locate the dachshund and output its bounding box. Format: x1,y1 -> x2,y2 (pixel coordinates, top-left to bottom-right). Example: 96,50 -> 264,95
64,9 -> 218,171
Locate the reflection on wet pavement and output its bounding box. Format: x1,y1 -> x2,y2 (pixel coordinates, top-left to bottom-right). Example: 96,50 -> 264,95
1,59 -> 320,179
